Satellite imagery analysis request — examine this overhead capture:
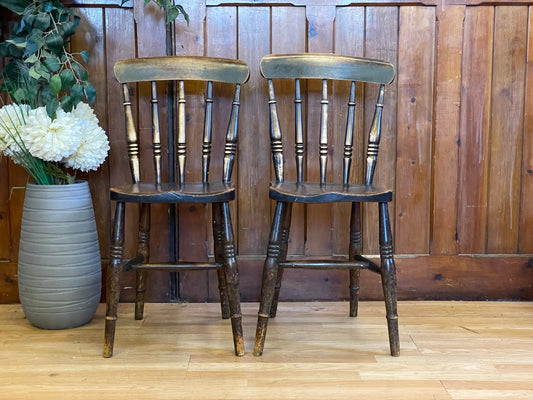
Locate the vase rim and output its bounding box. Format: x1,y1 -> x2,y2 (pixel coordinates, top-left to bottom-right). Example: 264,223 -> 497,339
26,180 -> 88,187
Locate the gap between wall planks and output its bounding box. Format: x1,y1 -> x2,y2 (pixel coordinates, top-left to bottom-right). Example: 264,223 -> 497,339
1,0 -> 532,304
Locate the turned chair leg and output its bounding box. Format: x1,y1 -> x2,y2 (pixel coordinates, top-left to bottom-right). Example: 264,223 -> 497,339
254,201 -> 291,356
379,202 -> 399,357
269,202 -> 292,318
213,202 -> 244,356
212,203 -> 231,319
104,201 -> 125,358
135,203 -> 150,320
349,202 -> 362,317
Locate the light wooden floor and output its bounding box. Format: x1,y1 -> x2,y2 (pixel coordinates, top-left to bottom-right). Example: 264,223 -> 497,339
1,301 -> 533,399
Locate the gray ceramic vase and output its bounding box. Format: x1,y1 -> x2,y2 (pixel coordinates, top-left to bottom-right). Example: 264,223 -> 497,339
18,181 -> 102,329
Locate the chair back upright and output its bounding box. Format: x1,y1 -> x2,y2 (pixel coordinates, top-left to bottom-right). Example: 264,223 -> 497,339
259,53 -> 395,187
114,56 -> 250,186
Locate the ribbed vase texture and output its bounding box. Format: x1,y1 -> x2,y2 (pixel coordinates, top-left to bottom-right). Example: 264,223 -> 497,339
18,181 -> 102,329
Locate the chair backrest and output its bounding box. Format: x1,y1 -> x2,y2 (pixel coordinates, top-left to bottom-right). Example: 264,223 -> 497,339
114,56 -> 250,185
259,53 -> 395,186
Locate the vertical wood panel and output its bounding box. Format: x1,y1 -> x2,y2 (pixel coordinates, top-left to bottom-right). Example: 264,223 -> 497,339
271,6 -> 307,255
71,7 -> 110,261
104,7 -> 144,300
363,6 -> 399,255
305,5 -> 335,256
7,168 -> 26,262
486,6 -> 527,253
175,2 -> 209,301
237,6 -> 271,255
431,5 -> 464,255
457,6 -> 493,254
0,158 -> 10,260
205,5 -> 239,300
520,7 -> 533,253
333,6 -> 365,256
395,6 -> 435,254
2,0 -> 533,305
134,4 -> 173,300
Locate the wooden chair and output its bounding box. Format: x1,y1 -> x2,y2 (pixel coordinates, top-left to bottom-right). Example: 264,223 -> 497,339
104,56 -> 250,358
253,53 -> 399,357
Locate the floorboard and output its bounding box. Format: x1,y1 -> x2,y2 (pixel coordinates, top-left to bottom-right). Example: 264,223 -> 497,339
1,301 -> 532,399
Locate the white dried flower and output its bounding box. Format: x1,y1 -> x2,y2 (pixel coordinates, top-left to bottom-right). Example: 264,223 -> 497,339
21,107 -> 82,162
72,102 -> 99,125
0,104 -> 31,155
63,118 -> 109,172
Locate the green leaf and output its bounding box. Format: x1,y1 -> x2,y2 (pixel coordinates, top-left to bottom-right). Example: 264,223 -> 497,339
80,50 -> 90,63
21,8 -> 37,28
70,83 -> 84,102
61,18 -> 79,38
84,82 -> 96,105
34,61 -> 51,80
60,94 -> 72,110
5,38 -> 27,49
43,1 -> 57,12
13,88 -> 26,103
34,13 -> 51,30
42,57 -> 61,72
23,38 -> 39,58
41,84 -> 56,103
60,69 -> 75,89
0,41 -> 24,57
49,74 -> 61,94
24,54 -> 38,63
0,0 -> 32,14
44,162 -> 74,183
30,29 -> 46,48
45,31 -> 63,54
28,65 -> 41,80
71,61 -> 88,81
45,97 -> 60,118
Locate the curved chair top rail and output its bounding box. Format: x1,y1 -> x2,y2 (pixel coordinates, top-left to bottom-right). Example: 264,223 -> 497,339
114,56 -> 250,84
260,53 -> 395,84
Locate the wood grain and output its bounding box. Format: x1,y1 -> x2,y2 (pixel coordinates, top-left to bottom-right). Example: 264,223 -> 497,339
431,5 -> 464,255
236,6 -> 271,255
521,7 -> 533,254
1,0 -> 533,304
205,5 -> 239,301
457,6 -> 493,254
305,5 -> 335,256
395,6 -> 435,254
1,301 -> 533,399
0,158 -> 10,260
333,6 -> 365,255
271,6 -> 307,256
174,1 -> 210,302
486,6 -> 527,253
362,6 -> 399,255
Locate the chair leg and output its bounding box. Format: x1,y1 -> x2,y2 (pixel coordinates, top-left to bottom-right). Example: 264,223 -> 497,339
254,201 -> 290,356
213,202 -> 244,356
379,202 -> 399,357
349,202 -> 362,317
212,203 -> 230,319
135,203 -> 150,320
104,201 -> 125,358
269,202 -> 292,318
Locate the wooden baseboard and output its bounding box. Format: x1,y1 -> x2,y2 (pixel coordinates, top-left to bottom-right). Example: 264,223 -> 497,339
1,254 -> 532,303
232,254 -> 533,302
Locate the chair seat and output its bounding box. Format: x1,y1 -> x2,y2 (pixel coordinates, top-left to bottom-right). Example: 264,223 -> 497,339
269,181 -> 392,203
110,182 -> 235,203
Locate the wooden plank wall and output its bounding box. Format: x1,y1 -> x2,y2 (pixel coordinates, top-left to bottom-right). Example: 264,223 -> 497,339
1,0 -> 532,303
